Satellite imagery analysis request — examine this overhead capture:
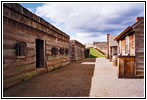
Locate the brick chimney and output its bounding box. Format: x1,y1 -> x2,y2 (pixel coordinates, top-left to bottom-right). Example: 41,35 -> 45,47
107,34 -> 110,59
136,17 -> 144,22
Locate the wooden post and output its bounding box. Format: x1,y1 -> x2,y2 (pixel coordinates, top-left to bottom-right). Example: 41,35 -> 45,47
107,34 -> 110,59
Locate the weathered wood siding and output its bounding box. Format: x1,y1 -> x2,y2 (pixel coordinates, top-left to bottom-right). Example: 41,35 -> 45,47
134,21 -> 144,76
116,19 -> 144,78
70,40 -> 85,61
118,56 -> 135,78
3,3 -> 70,89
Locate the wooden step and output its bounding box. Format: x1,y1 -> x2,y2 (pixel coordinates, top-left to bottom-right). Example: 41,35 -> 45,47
136,68 -> 144,78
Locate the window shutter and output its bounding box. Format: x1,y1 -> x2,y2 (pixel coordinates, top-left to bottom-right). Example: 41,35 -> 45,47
55,48 -> 58,55
20,43 -> 25,56
51,47 -> 56,55
65,48 -> 69,55
59,48 -> 64,55
15,42 -> 26,56
15,43 -> 20,56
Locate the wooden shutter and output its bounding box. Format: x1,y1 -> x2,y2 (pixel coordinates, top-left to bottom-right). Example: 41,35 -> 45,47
15,43 -> 20,56
65,48 -> 69,55
15,42 -> 25,56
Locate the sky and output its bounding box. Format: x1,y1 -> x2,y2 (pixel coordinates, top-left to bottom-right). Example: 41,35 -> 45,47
19,2 -> 144,44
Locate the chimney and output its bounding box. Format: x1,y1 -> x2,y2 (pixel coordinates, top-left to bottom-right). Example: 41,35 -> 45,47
107,34 -> 110,59
136,17 -> 144,22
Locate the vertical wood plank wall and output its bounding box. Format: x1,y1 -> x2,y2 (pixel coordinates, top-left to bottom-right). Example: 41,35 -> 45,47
134,22 -> 144,75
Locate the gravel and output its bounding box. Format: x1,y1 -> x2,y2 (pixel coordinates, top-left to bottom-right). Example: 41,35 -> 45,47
89,58 -> 144,97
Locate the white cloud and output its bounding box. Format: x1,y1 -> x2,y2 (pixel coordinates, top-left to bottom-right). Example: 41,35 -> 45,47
35,2 -> 144,44
71,32 -> 107,44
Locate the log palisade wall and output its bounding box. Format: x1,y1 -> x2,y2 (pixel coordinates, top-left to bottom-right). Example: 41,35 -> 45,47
70,40 -> 85,61
3,3 -> 70,89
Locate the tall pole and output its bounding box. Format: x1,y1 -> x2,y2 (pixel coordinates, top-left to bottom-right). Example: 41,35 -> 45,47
107,34 -> 110,59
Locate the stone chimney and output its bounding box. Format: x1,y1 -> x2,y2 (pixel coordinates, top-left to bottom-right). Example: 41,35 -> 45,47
107,34 -> 110,59
136,17 -> 144,22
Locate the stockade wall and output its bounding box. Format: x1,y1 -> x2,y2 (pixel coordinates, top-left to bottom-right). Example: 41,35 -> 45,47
3,3 -> 70,89
70,40 -> 85,61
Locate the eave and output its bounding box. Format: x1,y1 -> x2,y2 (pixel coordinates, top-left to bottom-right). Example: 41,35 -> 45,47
114,26 -> 132,41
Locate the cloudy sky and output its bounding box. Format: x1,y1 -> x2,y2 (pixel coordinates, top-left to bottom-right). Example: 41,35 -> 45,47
20,2 -> 144,44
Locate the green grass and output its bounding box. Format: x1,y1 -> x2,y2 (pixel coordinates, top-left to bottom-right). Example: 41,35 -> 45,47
90,48 -> 104,58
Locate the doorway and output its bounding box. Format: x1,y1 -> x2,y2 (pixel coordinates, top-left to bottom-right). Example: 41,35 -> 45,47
36,39 -> 44,68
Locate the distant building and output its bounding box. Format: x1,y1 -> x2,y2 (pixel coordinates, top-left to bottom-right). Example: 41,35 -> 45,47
107,34 -> 117,62
85,43 -> 93,48
93,42 -> 107,53
70,40 -> 85,61
114,17 -> 144,78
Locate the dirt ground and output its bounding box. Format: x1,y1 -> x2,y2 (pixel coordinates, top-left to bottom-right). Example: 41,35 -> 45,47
3,58 -> 96,97
3,58 -> 144,97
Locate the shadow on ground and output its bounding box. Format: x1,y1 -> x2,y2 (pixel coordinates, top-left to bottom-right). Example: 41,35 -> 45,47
3,58 -> 96,97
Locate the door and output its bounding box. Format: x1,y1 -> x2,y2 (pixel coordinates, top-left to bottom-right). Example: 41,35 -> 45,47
36,39 -> 44,68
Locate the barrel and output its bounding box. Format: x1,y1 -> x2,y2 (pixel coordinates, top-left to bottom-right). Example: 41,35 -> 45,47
112,55 -> 117,66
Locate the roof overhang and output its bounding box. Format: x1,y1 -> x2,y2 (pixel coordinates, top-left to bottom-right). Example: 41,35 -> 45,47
114,26 -> 132,41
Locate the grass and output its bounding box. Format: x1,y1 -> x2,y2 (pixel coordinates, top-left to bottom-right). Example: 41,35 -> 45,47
90,48 -> 104,58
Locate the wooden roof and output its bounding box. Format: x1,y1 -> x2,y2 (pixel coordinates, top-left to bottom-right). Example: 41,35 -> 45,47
114,26 -> 132,41
114,18 -> 144,41
70,40 -> 85,48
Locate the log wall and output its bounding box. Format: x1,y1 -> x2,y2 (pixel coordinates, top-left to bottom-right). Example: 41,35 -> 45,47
70,40 -> 85,61
3,3 -> 70,89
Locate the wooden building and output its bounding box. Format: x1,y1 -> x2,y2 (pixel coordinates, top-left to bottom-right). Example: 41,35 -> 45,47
70,40 -> 85,61
107,34 -> 117,62
93,42 -> 107,52
114,17 -> 144,78
3,3 -> 70,89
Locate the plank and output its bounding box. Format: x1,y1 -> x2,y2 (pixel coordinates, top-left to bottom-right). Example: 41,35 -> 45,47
3,49 -> 16,56
3,39 -> 17,49
3,64 -> 35,79
3,30 -> 35,43
4,59 -> 35,70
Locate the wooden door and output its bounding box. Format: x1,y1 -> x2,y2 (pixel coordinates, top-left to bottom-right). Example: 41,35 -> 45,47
36,39 -> 44,68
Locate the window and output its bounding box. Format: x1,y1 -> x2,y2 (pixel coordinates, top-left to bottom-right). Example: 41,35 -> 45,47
119,41 -> 121,55
125,36 -> 129,54
51,47 -> 58,55
65,48 -> 69,55
55,48 -> 58,55
121,39 -> 126,55
59,48 -> 64,55
15,42 -> 26,56
129,34 -> 135,56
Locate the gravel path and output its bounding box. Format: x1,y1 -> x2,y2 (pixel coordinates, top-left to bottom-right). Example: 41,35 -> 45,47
3,58 -> 144,97
89,58 -> 144,97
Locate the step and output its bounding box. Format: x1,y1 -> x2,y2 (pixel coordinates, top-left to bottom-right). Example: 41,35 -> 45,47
136,69 -> 144,78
